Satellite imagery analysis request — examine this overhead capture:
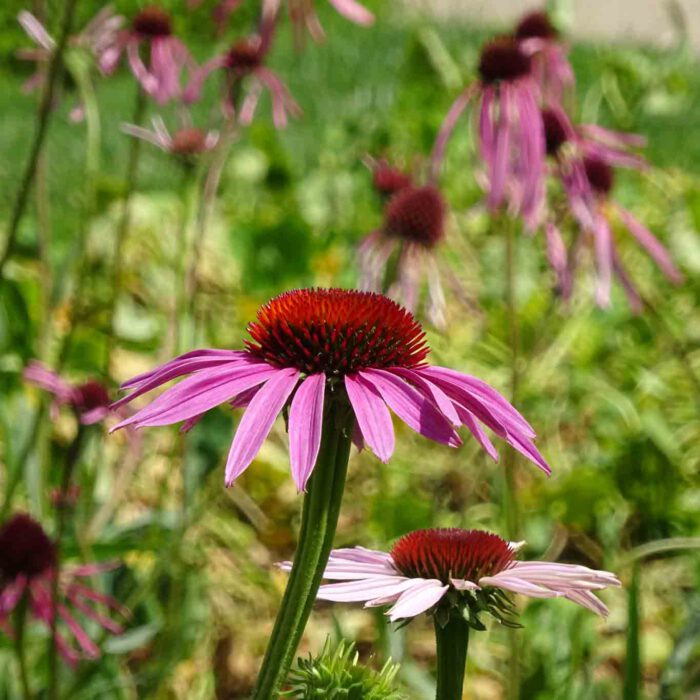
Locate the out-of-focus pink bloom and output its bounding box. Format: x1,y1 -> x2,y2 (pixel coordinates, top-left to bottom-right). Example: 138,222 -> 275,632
121,117 -> 219,158
514,10 -> 574,106
359,182 -> 450,328
111,288 -> 550,492
185,17 -> 300,128
280,528 -> 620,622
24,361 -> 111,425
17,7 -> 124,115
365,157 -> 414,199
432,37 -> 546,231
541,107 -> 682,309
100,6 -> 194,105
0,514 -> 127,666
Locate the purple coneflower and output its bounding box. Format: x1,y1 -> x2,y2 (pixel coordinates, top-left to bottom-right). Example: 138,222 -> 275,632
121,116 -> 219,158
542,107 -> 682,308
432,37 -> 546,231
112,288 -> 549,492
514,10 -> 574,106
0,514 -> 126,666
24,361 -> 111,425
296,528 -> 620,622
100,6 -> 194,105
358,184 -> 450,328
184,21 -> 300,127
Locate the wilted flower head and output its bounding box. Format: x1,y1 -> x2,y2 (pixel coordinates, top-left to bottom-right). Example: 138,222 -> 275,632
100,6 -> 194,104
283,528 -> 620,625
0,514 -> 126,666
432,37 -> 546,230
184,16 -> 300,127
24,361 -> 111,425
112,288 -> 549,492
514,10 -> 574,105
121,116 -> 219,159
358,183 -> 450,328
540,107 -> 682,309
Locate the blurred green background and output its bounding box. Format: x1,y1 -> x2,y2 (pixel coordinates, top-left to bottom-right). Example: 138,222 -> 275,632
1,1 -> 700,698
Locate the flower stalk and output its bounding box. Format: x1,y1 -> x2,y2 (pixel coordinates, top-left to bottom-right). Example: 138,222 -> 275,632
13,594 -> 32,700
252,393 -> 354,699
434,614 -> 470,700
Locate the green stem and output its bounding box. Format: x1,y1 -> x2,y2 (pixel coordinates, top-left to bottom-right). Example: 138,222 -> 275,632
434,615 -> 470,700
251,394 -> 354,699
13,594 -> 32,700
48,422 -> 86,700
0,0 -> 79,281
503,215 -> 521,700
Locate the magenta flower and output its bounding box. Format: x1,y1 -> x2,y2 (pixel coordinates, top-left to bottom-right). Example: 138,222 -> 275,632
358,184 -> 450,328
0,514 -> 127,666
111,288 -> 550,492
542,107 -> 683,308
282,528 -> 620,622
514,10 -> 574,106
24,361 -> 111,425
121,117 -> 219,158
100,6 -> 194,105
432,37 -> 546,231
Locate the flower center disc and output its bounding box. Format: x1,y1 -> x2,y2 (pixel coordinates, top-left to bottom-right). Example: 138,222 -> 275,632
390,528 -> 515,583
172,128 -> 208,155
385,185 -> 446,248
584,156 -> 615,195
515,11 -> 559,40
245,288 -> 429,376
0,514 -> 56,580
542,109 -> 570,156
478,38 -> 532,84
132,7 -> 173,37
73,381 -> 110,413
225,40 -> 263,74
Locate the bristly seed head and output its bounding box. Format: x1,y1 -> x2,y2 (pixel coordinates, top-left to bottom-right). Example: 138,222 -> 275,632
0,514 -> 56,580
391,528 -> 515,584
542,108 -> 570,156
515,11 -> 559,40
224,39 -> 263,74
171,128 -> 208,155
584,156 -> 615,195
132,6 -> 172,37
372,162 -> 413,198
479,38 -> 532,84
72,380 -> 110,414
245,288 -> 430,376
385,185 -> 446,248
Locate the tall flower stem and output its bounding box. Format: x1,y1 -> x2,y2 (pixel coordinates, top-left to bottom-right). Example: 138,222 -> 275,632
13,594 -> 32,700
434,615 -> 470,700
104,88 -> 147,374
503,215 -> 521,700
0,0 -> 79,281
48,422 -> 86,700
252,394 -> 354,699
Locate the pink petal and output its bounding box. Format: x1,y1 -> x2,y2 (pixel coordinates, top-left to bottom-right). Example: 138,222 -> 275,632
360,369 -> 461,447
451,578 -> 479,591
593,214 -> 613,308
390,368 -> 460,425
479,574 -> 561,598
318,575 -> 414,603
386,579 -> 448,621
344,373 -> 395,462
430,85 -> 476,182
288,373 -> 326,492
454,404 -> 499,461
224,368 -> 300,485
328,0 -> 374,25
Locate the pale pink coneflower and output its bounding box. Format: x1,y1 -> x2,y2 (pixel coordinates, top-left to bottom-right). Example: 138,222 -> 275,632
432,37 -> 546,231
184,21 -> 301,128
100,6 -> 195,105
23,361 -> 111,425
111,288 -> 550,492
358,183 -> 451,329
541,107 -> 683,309
281,528 -> 620,623
514,10 -> 574,106
0,514 -> 127,666
17,7 -> 125,121
121,117 -> 219,159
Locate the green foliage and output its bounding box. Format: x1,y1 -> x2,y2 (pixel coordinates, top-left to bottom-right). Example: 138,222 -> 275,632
286,638 -> 404,700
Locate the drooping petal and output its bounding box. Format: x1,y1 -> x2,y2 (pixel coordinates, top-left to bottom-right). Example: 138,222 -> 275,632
224,368 -> 300,485
288,373 -> 326,492
360,369 -> 461,447
593,214 -> 613,308
344,373 -> 395,462
328,0 -> 374,25
386,579 -> 448,621
317,576 -> 415,603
